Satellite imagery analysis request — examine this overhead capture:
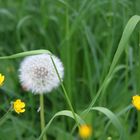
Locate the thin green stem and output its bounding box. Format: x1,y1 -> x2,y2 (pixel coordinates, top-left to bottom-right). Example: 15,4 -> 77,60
70,75 -> 110,134
83,75 -> 110,117
137,32 -> 140,139
50,55 -> 80,128
40,0 -> 46,27
0,106 -> 12,126
138,112 -> 140,139
40,94 -> 47,140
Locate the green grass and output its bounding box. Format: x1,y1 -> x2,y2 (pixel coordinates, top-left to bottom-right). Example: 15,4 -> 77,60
0,0 -> 140,140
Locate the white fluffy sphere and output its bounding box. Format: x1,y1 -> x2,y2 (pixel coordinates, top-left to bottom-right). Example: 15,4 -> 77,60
19,54 -> 64,94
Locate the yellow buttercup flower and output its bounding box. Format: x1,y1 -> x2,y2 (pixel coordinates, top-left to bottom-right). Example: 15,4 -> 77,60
132,95 -> 140,110
79,124 -> 92,139
0,73 -> 5,86
13,99 -> 25,114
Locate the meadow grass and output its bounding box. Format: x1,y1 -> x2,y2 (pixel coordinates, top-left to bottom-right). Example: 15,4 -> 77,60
0,0 -> 140,140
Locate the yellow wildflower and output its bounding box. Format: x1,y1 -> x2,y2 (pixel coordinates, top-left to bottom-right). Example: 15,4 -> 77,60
13,99 -> 25,114
0,73 -> 5,86
79,124 -> 92,139
132,95 -> 140,110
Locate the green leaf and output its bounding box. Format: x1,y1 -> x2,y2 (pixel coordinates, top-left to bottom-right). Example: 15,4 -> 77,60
108,15 -> 140,76
0,8 -> 15,19
85,15 -> 140,114
91,107 -> 126,140
38,110 -> 85,140
0,50 -> 51,60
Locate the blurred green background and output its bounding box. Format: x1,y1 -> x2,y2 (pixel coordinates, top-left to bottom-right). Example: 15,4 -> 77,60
0,0 -> 140,140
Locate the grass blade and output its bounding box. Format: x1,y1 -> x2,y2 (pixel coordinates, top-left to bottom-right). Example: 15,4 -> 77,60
0,50 -> 51,59
38,110 -> 85,140
91,107 -> 126,140
85,15 -> 140,114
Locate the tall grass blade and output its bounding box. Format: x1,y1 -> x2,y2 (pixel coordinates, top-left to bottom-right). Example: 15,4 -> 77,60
38,110 -> 85,140
85,15 -> 140,114
91,107 -> 126,140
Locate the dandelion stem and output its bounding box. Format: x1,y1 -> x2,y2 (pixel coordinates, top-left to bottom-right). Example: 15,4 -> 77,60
50,55 -> 80,128
40,94 -> 47,140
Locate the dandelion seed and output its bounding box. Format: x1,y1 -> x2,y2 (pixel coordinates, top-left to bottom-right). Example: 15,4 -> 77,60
13,99 -> 25,114
0,73 -> 5,86
79,124 -> 92,139
132,95 -> 140,110
19,54 -> 64,94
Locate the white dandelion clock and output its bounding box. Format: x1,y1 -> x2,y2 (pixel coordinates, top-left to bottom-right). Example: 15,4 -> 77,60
19,54 -> 64,94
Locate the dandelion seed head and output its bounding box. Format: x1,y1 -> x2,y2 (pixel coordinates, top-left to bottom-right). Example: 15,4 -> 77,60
19,54 -> 64,94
